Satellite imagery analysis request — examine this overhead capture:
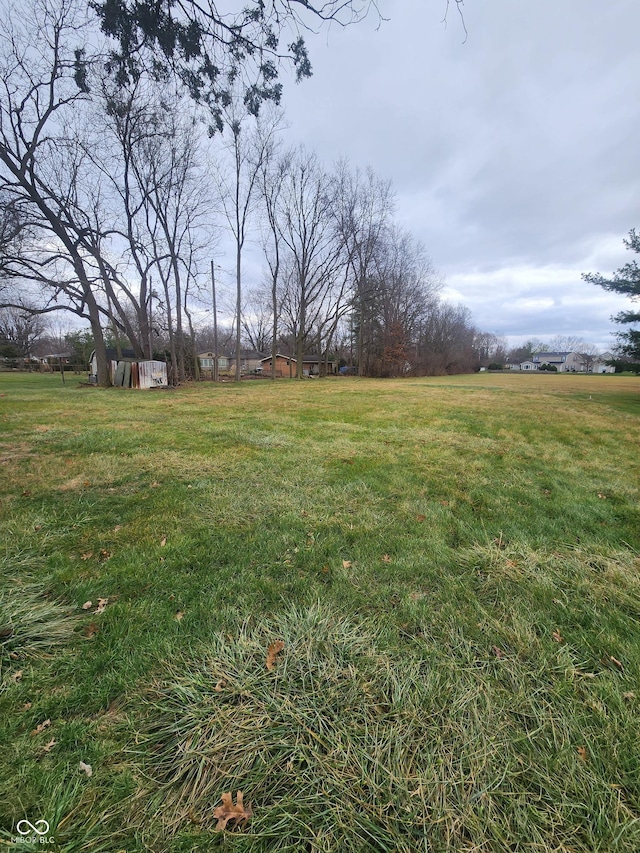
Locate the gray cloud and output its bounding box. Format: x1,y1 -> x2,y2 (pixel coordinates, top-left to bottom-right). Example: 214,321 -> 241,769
281,0 -> 640,349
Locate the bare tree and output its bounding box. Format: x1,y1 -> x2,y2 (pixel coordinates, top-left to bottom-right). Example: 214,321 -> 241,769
335,162 -> 394,374
214,106 -> 281,380
0,305 -> 47,356
361,227 -> 440,377
0,0 -> 113,384
273,147 -> 347,378
259,145 -> 290,378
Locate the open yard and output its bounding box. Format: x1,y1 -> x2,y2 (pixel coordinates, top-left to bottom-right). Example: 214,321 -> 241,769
1,371 -> 639,852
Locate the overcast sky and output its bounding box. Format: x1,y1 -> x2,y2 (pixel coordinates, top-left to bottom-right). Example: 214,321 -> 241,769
275,0 -> 640,351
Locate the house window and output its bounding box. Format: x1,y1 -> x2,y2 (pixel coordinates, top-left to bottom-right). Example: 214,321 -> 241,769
219,358 -> 228,369
201,358 -> 212,368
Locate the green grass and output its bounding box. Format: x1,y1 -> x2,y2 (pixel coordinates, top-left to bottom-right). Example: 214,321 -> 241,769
0,371 -> 639,851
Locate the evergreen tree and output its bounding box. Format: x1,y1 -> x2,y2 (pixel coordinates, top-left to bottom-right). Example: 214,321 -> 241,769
583,229 -> 640,360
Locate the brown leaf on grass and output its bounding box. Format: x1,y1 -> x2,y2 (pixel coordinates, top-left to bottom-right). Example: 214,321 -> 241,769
23,702 -> 32,711
577,746 -> 588,763
94,598 -> 108,614
98,549 -> 111,562
610,655 -> 624,670
78,761 -> 93,777
80,552 -> 93,561
10,670 -> 23,683
266,640 -> 285,671
381,554 -> 392,563
623,692 -> 636,701
342,560 -> 352,569
39,738 -> 56,755
597,493 -> 607,499
415,514 -> 426,522
213,791 -> 252,831
81,601 -> 93,610
552,630 -> 564,644
214,679 -> 227,692
84,622 -> 99,639
160,536 -> 167,547
492,646 -> 505,659
174,610 -> 185,621
31,719 -> 51,736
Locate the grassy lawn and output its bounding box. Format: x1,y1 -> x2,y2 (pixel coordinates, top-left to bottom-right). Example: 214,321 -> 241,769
1,371 -> 639,852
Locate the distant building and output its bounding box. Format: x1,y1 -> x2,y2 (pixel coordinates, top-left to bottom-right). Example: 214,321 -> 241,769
518,350 -> 616,373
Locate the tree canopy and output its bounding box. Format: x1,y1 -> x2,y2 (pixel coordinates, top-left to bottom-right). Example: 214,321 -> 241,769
92,0 -> 381,131
583,229 -> 640,360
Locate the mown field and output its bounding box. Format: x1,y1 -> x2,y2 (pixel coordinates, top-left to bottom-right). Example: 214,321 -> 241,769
1,371 -> 639,852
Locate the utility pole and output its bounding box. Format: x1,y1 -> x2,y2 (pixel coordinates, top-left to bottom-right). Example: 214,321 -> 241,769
211,260 -> 219,382
148,275 -> 154,360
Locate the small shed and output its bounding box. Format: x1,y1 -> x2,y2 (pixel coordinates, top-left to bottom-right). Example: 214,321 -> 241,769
89,349 -> 167,388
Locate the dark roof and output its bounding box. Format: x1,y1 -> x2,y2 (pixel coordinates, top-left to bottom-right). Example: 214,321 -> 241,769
260,353 -> 334,364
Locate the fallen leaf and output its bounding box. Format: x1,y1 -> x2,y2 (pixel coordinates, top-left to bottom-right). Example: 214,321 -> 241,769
78,761 -> 93,777
409,592 -> 427,601
213,791 -> 252,831
381,554 -> 391,563
23,702 -> 32,711
552,630 -> 564,644
342,560 -> 352,569
610,655 -> 623,670
98,549 -> 111,562
174,610 -> 185,621
82,601 -> 93,610
84,622 -> 99,638
31,719 -> 51,736
113,525 -> 122,532
11,670 -> 23,683
577,746 -> 588,763
80,552 -> 94,561
266,640 -> 285,671
597,493 -> 607,499
40,738 -> 56,754
492,646 -> 505,659
94,598 -> 108,614
415,514 -> 426,522
160,536 -> 167,547
214,679 -> 227,692
623,691 -> 636,701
